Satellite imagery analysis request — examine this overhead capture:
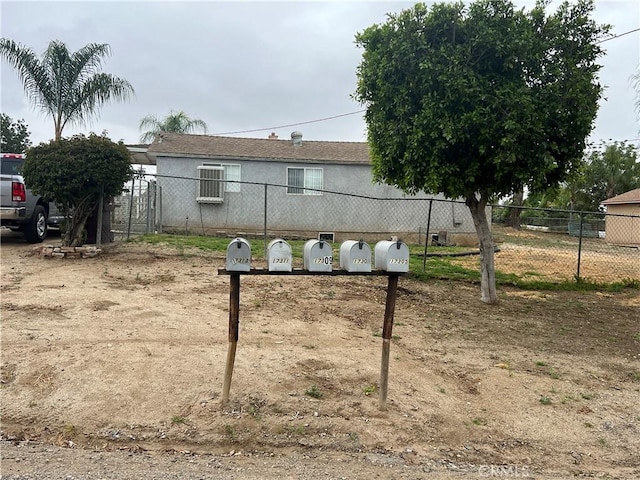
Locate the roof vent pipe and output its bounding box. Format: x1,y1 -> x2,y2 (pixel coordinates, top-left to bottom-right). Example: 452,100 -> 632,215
291,131 -> 303,146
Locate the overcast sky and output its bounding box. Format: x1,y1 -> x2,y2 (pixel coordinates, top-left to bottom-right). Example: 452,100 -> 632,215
1,0 -> 639,149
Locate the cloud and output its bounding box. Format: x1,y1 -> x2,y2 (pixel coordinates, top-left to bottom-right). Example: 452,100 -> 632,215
1,0 -> 638,146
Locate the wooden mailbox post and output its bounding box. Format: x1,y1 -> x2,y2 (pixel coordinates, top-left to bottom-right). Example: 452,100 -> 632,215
217,268 -> 402,411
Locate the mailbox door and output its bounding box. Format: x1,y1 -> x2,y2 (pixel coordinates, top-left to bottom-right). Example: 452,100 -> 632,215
226,238 -> 251,271
305,241 -> 333,272
340,241 -> 371,272
375,240 -> 409,272
268,239 -> 292,272
385,243 -> 409,272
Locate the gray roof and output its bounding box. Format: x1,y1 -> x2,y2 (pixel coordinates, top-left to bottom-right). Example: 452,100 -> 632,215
146,132 -> 371,165
601,188 -> 640,205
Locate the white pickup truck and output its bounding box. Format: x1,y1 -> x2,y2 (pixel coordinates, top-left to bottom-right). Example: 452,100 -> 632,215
0,153 -> 63,243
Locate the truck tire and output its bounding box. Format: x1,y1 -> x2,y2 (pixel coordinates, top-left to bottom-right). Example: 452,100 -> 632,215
24,205 -> 47,243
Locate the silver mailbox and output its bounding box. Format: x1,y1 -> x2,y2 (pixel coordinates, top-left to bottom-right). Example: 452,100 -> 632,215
267,238 -> 293,272
303,239 -> 333,272
375,240 -> 410,273
226,237 -> 252,272
339,240 -> 372,272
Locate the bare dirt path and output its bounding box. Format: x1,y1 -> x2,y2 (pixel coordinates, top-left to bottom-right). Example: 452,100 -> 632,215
1,229 -> 639,479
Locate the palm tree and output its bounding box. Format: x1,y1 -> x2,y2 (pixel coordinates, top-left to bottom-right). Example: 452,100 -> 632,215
0,39 -> 134,141
139,111 -> 208,143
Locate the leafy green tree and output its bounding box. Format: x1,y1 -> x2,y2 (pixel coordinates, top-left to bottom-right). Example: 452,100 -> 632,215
0,39 -> 134,141
526,170 -> 586,211
0,113 -> 31,152
354,0 -> 608,303
582,142 -> 640,211
527,142 -> 640,213
139,111 -> 208,143
22,133 -> 133,246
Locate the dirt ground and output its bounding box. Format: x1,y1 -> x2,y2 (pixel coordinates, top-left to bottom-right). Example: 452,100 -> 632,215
468,226 -> 640,283
1,229 -> 639,479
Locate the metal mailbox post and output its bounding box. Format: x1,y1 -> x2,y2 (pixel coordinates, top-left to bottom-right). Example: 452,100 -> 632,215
220,239 -> 404,411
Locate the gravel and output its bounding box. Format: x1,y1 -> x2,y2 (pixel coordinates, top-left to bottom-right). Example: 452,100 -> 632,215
0,440 -> 508,479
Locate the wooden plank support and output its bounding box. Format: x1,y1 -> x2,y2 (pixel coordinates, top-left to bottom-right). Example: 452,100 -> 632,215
379,274 -> 399,411
218,268 -> 392,276
221,273 -> 240,404
218,269 -> 404,409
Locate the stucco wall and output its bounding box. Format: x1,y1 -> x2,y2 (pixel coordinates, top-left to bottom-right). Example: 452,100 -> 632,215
156,156 -> 481,242
604,204 -> 640,246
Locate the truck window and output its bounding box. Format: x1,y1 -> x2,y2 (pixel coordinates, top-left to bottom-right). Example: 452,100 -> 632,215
0,159 -> 23,175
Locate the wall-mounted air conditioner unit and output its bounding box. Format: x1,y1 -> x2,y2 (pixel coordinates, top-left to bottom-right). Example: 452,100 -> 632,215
197,166 -> 224,204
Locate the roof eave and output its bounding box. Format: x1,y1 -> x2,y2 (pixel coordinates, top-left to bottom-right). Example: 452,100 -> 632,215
152,152 -> 370,165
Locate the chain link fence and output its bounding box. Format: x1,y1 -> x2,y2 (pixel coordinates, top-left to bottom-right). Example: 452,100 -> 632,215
112,174 -> 639,284
146,173 -> 481,245
490,206 -> 639,283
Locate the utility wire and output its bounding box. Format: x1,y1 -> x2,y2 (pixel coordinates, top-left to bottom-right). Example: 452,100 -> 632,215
597,27 -> 640,44
587,138 -> 640,146
211,110 -> 366,136
210,28 -> 638,138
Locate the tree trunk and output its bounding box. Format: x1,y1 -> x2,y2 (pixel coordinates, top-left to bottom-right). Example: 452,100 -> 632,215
64,215 -> 88,247
61,197 -> 94,247
505,190 -> 524,229
85,197 -> 113,244
466,193 -> 498,304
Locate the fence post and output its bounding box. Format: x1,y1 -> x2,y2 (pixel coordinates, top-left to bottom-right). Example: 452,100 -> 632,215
264,183 -> 268,257
200,204 -> 205,236
150,181 -> 156,233
423,199 -> 433,272
576,211 -> 585,280
157,184 -> 163,234
96,186 -> 104,247
146,181 -> 151,234
126,176 -> 135,241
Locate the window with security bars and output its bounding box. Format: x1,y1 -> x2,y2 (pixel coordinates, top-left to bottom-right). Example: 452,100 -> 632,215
287,167 -> 323,195
197,166 -> 224,203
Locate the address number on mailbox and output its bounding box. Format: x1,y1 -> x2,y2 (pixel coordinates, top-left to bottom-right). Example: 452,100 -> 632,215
352,258 -> 369,264
313,256 -> 333,265
271,258 -> 291,264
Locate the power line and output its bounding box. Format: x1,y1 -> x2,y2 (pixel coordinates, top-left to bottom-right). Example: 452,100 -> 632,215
587,138 -> 640,146
211,110 -> 366,136
596,27 -> 640,44
210,28 -> 638,138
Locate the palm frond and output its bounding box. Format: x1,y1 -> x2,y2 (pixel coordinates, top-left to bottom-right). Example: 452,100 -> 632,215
69,43 -> 112,88
0,38 -> 53,115
138,110 -> 208,142
62,73 -> 134,130
139,114 -> 161,129
1,38 -> 134,139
